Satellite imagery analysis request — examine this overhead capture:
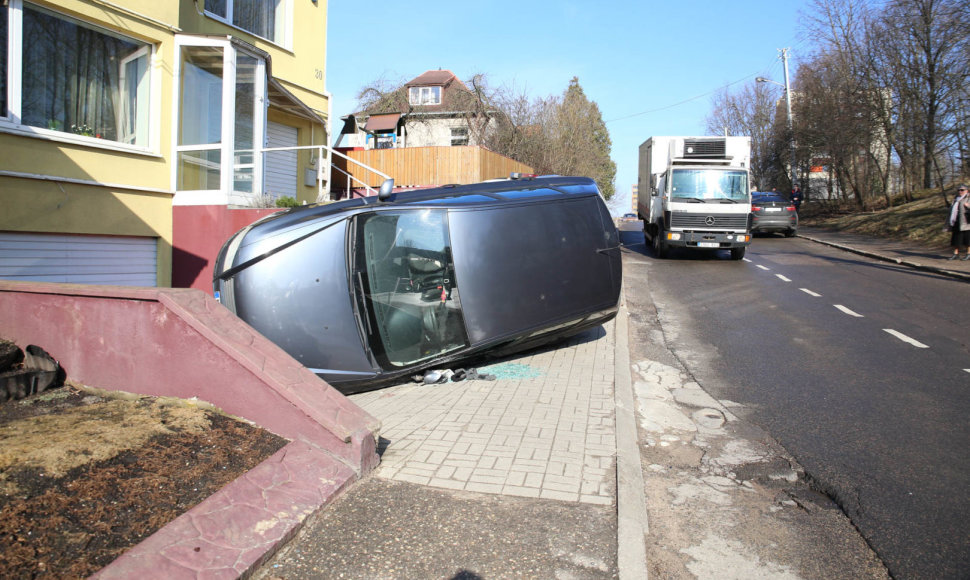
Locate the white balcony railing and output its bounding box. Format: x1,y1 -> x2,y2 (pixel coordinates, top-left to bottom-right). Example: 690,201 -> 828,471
237,144 -> 391,206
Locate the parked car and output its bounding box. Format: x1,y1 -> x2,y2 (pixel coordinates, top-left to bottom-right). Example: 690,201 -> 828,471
213,176 -> 622,393
621,212 -> 637,222
751,192 -> 798,237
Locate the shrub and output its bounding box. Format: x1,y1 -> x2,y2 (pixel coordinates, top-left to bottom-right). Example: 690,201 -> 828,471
275,196 -> 300,208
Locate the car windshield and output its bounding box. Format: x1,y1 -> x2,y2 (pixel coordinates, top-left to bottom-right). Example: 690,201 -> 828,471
670,169 -> 748,201
356,210 -> 468,368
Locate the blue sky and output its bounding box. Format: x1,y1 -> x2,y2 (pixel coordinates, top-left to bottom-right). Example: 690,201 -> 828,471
326,1 -> 815,214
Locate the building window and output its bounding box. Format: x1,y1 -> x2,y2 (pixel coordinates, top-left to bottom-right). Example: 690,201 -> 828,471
175,38 -> 266,202
206,0 -> 289,46
1,1 -> 153,147
409,86 -> 441,106
450,126 -> 468,146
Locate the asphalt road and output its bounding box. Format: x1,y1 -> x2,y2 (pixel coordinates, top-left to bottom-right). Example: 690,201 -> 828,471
618,224 -> 970,580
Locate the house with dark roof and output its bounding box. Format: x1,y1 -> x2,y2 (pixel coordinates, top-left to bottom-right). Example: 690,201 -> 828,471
330,69 -> 533,196
336,69 -> 490,150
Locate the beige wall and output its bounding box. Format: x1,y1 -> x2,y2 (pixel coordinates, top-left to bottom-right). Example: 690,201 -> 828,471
404,118 -> 479,148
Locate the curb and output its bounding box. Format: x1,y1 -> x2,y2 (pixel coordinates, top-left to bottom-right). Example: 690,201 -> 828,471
614,293 -> 650,579
798,234 -> 970,282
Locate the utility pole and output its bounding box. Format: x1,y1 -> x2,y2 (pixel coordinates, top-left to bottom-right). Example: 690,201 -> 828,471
780,48 -> 796,191
757,48 -> 797,191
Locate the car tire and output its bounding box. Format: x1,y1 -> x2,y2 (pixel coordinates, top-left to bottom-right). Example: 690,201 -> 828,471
785,229 -> 796,237
730,247 -> 745,260
653,226 -> 667,259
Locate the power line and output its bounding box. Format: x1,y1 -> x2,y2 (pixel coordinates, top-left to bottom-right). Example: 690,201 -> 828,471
605,48 -> 804,124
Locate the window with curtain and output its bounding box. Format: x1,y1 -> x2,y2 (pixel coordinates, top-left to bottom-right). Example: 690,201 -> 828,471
2,3 -> 152,146
205,0 -> 286,45
409,86 -> 441,106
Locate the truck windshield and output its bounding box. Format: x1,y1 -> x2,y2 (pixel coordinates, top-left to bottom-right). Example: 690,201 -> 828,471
670,169 -> 748,202
356,209 -> 468,368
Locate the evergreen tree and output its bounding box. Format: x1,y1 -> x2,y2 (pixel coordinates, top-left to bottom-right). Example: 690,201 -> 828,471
551,78 -> 617,199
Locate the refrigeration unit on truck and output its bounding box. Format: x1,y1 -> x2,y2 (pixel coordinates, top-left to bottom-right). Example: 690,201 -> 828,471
637,136 -> 752,260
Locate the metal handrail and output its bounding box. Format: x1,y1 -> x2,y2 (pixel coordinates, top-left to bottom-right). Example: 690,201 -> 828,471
258,144 -> 391,201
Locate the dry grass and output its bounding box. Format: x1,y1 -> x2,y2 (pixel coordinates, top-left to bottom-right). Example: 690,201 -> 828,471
0,387 -> 212,492
799,188 -> 956,250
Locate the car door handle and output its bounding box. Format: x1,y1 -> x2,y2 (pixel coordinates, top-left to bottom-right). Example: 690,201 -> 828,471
596,246 -> 621,254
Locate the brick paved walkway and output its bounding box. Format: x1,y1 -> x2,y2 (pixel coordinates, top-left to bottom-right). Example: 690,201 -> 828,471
350,321 -> 617,505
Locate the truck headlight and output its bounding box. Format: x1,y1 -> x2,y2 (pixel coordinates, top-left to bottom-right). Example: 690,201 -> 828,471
668,232 -> 681,241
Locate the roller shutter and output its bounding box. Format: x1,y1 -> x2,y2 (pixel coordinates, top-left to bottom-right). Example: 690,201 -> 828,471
265,122 -> 298,198
0,232 -> 157,287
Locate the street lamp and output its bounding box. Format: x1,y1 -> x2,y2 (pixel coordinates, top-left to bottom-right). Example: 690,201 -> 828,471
756,53 -> 796,191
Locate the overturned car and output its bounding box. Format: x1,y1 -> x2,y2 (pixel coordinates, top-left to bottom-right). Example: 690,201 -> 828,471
213,175 -> 621,393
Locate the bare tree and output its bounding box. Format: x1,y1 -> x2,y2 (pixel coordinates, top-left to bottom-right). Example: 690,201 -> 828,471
705,82 -> 784,190
354,74 -> 617,199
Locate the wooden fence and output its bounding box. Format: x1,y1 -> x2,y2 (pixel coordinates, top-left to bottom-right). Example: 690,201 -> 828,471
332,146 -> 534,191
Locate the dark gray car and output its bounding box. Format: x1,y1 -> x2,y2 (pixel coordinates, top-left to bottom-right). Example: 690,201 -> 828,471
751,191 -> 798,236
213,176 -> 621,393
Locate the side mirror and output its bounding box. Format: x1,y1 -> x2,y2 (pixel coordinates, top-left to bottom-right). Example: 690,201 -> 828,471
378,178 -> 395,201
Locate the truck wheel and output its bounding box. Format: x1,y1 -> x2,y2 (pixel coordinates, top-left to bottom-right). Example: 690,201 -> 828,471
653,227 -> 667,259
730,247 -> 746,260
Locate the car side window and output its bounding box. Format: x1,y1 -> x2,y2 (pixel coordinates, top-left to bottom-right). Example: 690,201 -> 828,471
356,210 -> 468,368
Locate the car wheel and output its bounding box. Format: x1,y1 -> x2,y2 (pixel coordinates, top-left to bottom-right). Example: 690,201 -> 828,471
730,247 -> 745,260
785,229 -> 796,237
653,226 -> 667,259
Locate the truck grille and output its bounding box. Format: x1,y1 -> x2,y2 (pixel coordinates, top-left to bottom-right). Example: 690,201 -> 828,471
670,213 -> 748,229
683,139 -> 726,158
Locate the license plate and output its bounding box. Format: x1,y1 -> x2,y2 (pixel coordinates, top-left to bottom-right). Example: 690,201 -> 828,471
765,207 -> 782,212
698,242 -> 719,248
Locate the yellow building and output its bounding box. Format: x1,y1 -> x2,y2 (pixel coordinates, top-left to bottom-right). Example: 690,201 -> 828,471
0,0 -> 330,287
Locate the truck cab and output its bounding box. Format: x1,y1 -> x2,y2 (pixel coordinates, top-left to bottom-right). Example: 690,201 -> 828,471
639,136 -> 752,260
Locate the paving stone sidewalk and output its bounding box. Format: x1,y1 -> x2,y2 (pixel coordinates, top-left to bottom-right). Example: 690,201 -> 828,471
350,321 -> 617,505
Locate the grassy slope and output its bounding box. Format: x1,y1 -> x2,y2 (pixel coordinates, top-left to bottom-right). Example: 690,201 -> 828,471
799,189 -> 955,250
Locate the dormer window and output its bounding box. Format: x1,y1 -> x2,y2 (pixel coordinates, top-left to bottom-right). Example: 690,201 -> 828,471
409,86 -> 441,106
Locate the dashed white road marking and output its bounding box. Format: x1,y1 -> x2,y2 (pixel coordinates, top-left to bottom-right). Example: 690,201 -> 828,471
743,258 -> 752,262
884,329 -> 929,348
834,304 -> 864,317
756,265 -> 770,271
800,288 -> 822,297
776,274 -> 792,282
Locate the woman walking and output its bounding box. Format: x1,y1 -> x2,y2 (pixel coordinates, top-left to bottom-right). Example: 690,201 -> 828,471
946,185 -> 970,260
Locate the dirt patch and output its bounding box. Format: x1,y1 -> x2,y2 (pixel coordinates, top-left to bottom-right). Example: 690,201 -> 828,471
0,384 -> 288,579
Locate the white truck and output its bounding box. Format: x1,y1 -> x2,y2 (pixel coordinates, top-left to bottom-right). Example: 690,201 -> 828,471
637,136 -> 752,260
